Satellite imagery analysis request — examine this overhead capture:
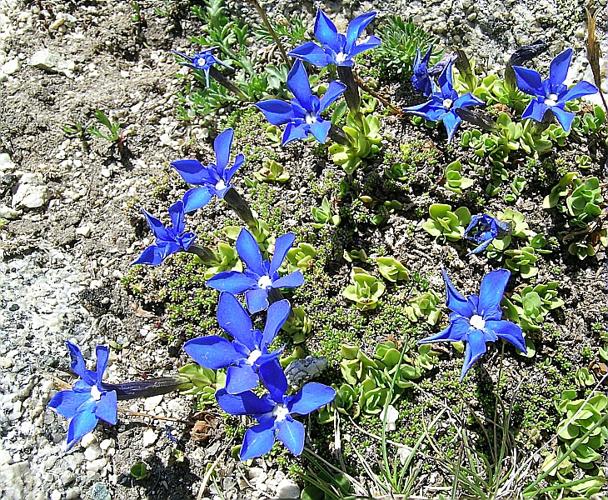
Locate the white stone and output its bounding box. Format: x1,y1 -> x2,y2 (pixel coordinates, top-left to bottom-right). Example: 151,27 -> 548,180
1,58 -> 19,75
12,173 -> 50,209
379,404 -> 399,432
0,204 -> 20,219
50,490 -> 61,500
276,479 -> 300,499
142,428 -> 157,447
80,432 -> 97,448
86,457 -> 107,474
0,153 -> 16,174
143,395 -> 163,411
76,224 -> 92,237
29,49 -> 75,76
99,439 -> 113,451
84,444 -> 102,462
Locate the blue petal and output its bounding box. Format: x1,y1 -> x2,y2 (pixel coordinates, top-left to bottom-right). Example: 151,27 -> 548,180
245,288 -> 270,313
214,128 -> 234,171
240,420 -> 276,460
262,299 -> 291,346
180,232 -> 197,251
168,200 -> 186,232
549,48 -> 572,87
313,9 -> 340,52
442,270 -> 474,317
419,317 -> 470,344
236,229 -> 266,276
282,122 -> 309,145
454,92 -> 484,109
184,336 -> 240,369
276,418 -> 305,455
269,233 -> 295,274
48,389 -> 92,419
468,238 -> 493,255
345,11 -> 377,52
259,359 -> 288,402
560,81 -> 598,102
171,159 -> 214,185
287,61 -> 313,110
404,99 -> 446,121
319,81 -> 347,112
272,271 -> 304,289
286,382 -> 336,416
485,320 -> 526,353
95,390 -> 117,425
521,99 -> 549,122
460,329 -> 487,380
256,100 -> 294,125
215,389 -> 274,415
223,153 -> 245,184
478,269 -> 510,320
438,62 -> 454,95
512,66 -> 543,96
207,271 -> 258,294
66,341 -> 96,385
66,406 -> 98,449
289,42 -> 333,68
182,186 -> 213,213
442,111 -> 462,142
141,209 -> 171,241
132,242 -> 177,266
95,345 -> 110,384
550,106 -> 575,132
225,364 -> 259,394
308,120 -> 332,143
217,293 -> 256,349
349,35 -> 382,58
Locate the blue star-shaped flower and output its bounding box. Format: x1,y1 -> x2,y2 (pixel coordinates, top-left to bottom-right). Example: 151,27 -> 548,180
412,46 -> 434,96
184,293 -> 291,394
289,9 -> 381,68
216,362 -> 335,460
419,269 -> 526,380
404,62 -> 484,142
173,48 -> 230,88
171,128 -> 245,213
512,48 -> 598,132
256,61 -> 346,145
48,342 -> 118,449
133,200 -> 196,266
207,229 -> 304,313
464,214 -> 510,255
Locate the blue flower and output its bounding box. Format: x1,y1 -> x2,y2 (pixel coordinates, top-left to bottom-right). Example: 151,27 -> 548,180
419,269 -> 526,380
207,229 -> 304,313
133,200 -> 196,266
184,293 -> 291,394
412,46 -> 434,96
289,9 -> 381,68
173,48 -> 229,88
48,342 -> 118,449
216,362 -> 335,460
256,61 -> 346,145
171,128 -> 245,213
464,214 -> 510,255
404,62 -> 484,142
512,48 -> 598,132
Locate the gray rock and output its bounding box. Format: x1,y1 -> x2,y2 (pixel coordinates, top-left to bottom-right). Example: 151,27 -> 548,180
0,153 -> 16,174
0,204 -> 20,220
285,356 -> 328,388
1,58 -> 19,75
276,479 -> 300,499
89,482 -> 111,500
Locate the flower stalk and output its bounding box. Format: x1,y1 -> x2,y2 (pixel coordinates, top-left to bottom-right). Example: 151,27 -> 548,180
103,376 -> 190,400
208,66 -> 249,101
187,244 -> 217,264
337,66 -> 361,112
223,187 -> 256,229
248,0 -> 290,66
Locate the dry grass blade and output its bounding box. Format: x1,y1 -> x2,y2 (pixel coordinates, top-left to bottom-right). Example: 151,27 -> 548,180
585,4 -> 608,113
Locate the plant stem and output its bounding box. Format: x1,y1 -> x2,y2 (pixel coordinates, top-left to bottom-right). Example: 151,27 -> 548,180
103,376 -> 189,400
337,66 -> 361,112
208,66 -> 249,101
353,71 -> 404,117
187,244 -> 216,264
248,0 -> 290,66
223,187 -> 256,229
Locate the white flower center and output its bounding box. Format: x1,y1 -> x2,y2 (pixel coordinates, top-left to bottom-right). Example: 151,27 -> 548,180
305,113 -> 317,125
90,385 -> 102,401
442,98 -> 454,110
257,275 -> 272,289
544,93 -> 558,106
197,58 -> 207,67
273,404 -> 290,422
215,179 -> 226,191
469,315 -> 486,330
246,349 -> 262,365
335,52 -> 347,63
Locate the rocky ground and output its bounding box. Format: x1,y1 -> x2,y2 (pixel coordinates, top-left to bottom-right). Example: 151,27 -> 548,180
0,0 -> 606,499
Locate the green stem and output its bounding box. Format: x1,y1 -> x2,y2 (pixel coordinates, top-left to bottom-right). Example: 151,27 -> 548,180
328,125 -> 348,145
208,66 -> 249,101
103,376 -> 189,400
248,0 -> 290,66
337,66 -> 361,112
187,244 -> 216,264
223,187 -> 256,229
